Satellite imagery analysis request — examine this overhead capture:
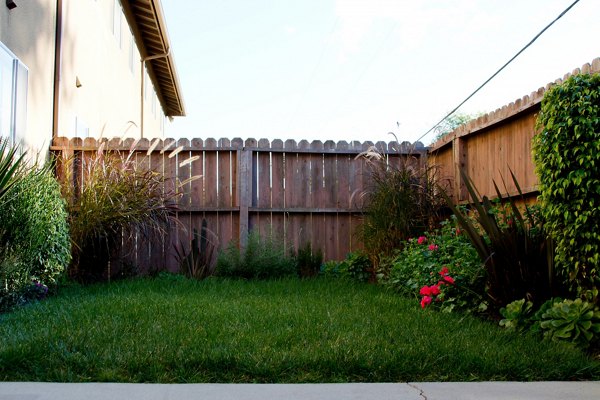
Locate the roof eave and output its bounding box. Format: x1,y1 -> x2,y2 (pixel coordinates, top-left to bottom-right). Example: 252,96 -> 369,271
121,0 -> 186,117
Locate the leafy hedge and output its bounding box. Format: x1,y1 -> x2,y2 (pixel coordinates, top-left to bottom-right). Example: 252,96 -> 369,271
533,73 -> 600,294
0,165 -> 71,310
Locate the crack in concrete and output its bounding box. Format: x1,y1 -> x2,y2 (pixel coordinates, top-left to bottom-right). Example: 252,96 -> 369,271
406,383 -> 427,400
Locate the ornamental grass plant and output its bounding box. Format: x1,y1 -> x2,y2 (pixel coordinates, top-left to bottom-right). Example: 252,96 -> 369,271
60,140 -> 182,283
358,144 -> 445,265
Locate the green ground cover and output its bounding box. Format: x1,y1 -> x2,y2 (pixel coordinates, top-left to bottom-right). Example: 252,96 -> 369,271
0,276 -> 598,382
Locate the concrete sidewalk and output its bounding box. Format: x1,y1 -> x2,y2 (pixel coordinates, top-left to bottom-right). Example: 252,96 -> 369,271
0,382 -> 599,400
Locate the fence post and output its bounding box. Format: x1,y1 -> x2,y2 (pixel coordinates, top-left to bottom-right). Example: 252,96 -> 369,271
452,136 -> 467,202
238,140 -> 254,250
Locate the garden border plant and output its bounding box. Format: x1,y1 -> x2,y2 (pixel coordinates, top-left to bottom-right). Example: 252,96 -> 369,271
378,217 -> 486,314
59,139 -> 187,283
0,153 -> 70,312
357,142 -> 445,268
216,231 -> 297,280
533,73 -> 600,297
442,169 -> 560,311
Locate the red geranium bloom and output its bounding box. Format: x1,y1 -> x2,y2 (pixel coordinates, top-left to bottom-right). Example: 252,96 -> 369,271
419,285 -> 432,296
429,284 -> 441,296
439,266 -> 449,276
420,296 -> 432,308
442,275 -> 455,285
417,236 -> 427,245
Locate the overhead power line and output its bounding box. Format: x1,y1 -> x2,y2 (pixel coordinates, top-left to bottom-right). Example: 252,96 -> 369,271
416,0 -> 581,143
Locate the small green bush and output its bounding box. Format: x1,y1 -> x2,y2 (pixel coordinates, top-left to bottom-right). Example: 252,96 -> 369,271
295,242 -> 323,278
0,165 -> 71,283
216,232 -> 296,279
379,218 -> 486,313
533,73 -> 600,294
0,165 -> 71,310
320,251 -> 372,282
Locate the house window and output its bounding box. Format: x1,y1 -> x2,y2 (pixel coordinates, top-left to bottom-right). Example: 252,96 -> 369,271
75,116 -> 89,138
112,0 -> 122,48
0,41 -> 28,143
152,91 -> 157,116
128,31 -> 135,73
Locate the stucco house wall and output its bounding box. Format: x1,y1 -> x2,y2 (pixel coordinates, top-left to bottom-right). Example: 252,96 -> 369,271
0,0 -> 179,155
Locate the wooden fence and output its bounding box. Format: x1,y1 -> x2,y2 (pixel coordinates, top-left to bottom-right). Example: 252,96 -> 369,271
51,137 -> 426,273
428,57 -> 600,204
52,58 -> 600,274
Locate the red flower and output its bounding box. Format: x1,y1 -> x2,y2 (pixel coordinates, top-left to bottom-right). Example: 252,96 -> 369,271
417,236 -> 427,245
429,284 -> 441,296
428,244 -> 439,251
419,286 -> 432,296
455,228 -> 461,235
439,266 -> 449,276
442,275 -> 455,285
420,296 -> 432,308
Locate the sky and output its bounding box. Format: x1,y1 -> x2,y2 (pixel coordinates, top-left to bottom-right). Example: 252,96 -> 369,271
161,0 -> 600,145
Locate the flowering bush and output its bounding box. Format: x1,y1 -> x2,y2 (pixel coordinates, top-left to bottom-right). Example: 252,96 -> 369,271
419,266 -> 456,309
379,218 -> 486,313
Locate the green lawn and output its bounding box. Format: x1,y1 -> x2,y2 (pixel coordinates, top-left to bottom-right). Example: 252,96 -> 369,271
0,275 -> 598,382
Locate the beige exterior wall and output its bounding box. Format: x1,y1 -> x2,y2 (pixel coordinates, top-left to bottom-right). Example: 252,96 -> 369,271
59,0 -> 165,140
0,0 -> 56,153
0,0 -> 166,155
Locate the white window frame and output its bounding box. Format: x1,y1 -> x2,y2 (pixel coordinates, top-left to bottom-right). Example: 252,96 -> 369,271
0,41 -> 28,144
113,0 -> 122,48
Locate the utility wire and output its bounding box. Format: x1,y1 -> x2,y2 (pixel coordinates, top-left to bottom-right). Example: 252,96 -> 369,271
416,0 -> 581,144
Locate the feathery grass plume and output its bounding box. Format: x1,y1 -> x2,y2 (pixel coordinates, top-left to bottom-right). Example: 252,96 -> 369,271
357,140 -> 445,269
60,139 -> 199,282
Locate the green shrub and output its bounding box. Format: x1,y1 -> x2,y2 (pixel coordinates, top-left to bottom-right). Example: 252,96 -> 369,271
379,219 -> 486,313
443,170 -> 560,311
216,232 -> 296,280
359,146 -> 444,262
0,164 -> 71,311
61,142 -> 179,282
533,73 -> 600,295
0,165 -> 71,283
320,251 -> 372,282
295,242 -> 323,278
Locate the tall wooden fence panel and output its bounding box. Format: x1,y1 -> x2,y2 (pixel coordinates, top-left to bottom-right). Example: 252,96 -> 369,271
428,58 -> 600,204
52,137 -> 425,272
